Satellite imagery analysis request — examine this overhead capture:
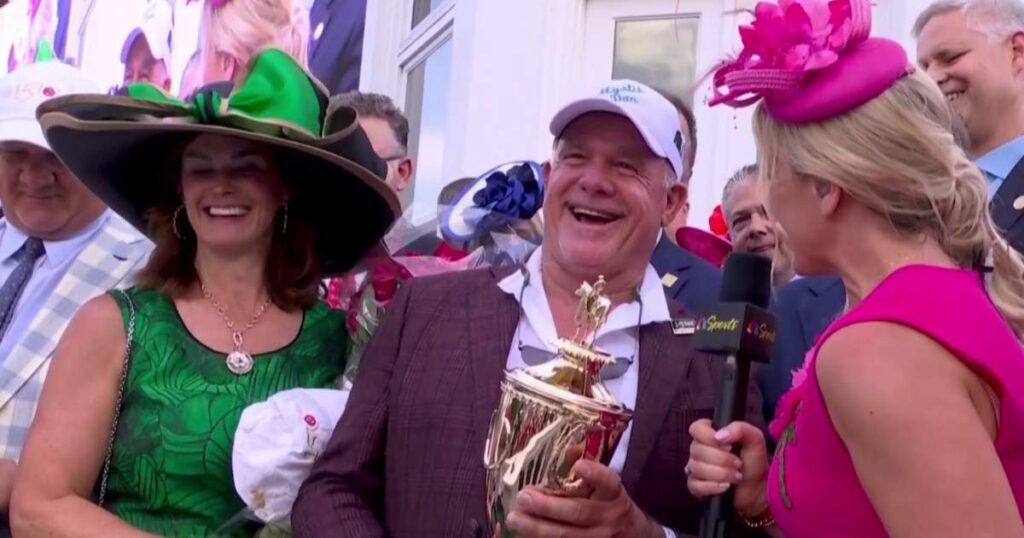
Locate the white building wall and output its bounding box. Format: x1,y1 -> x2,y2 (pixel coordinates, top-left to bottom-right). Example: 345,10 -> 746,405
362,0 -> 942,229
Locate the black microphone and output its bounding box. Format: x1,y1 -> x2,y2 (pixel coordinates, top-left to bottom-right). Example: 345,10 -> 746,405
696,253 -> 776,538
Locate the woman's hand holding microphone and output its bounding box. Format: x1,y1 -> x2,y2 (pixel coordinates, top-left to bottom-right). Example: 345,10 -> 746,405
686,419 -> 772,521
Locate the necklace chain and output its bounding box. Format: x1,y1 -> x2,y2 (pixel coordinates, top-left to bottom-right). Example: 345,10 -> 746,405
200,281 -> 273,349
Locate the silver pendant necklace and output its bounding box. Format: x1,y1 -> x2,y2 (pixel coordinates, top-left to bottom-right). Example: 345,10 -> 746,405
200,281 -> 273,375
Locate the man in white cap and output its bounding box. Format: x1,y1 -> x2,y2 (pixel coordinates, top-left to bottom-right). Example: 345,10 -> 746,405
120,0 -> 172,91
293,79 -> 763,538
0,61 -> 150,517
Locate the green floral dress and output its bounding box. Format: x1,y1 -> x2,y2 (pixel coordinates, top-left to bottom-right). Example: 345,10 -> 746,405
104,288 -> 345,537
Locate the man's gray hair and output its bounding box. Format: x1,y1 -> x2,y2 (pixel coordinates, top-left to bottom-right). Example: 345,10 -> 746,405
912,0 -> 1024,41
332,91 -> 410,153
721,164 -> 759,208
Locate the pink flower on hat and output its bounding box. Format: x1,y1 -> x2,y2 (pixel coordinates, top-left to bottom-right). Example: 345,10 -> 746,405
725,1 -> 857,82
710,0 -> 871,108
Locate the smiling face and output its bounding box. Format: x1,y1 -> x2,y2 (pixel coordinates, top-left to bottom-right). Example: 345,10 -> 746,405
124,37 -> 170,91
0,141 -> 107,240
542,112 -> 685,279
724,178 -> 778,260
179,134 -> 287,255
917,9 -> 1024,155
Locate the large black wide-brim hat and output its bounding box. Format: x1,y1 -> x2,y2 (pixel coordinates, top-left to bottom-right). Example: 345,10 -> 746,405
36,49 -> 400,276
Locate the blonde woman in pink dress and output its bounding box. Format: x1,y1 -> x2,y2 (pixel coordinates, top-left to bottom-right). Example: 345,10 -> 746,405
685,0 -> 1024,536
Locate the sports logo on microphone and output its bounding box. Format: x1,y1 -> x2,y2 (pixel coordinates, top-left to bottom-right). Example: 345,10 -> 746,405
698,315 -> 740,333
745,320 -> 777,344
694,302 -> 775,363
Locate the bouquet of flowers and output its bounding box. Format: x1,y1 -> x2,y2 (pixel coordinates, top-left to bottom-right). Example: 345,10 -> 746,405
338,243 -> 477,389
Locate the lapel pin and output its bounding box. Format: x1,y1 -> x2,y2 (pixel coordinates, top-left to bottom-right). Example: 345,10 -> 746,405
1014,196 -> 1024,211
672,318 -> 696,335
661,273 -> 678,288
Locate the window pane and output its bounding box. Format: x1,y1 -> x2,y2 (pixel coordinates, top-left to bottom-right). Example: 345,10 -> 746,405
612,16 -> 698,107
412,0 -> 446,28
404,38 -> 453,223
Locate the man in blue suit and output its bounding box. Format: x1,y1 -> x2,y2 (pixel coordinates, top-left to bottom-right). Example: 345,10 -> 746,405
650,234 -> 721,315
763,276 -> 844,425
308,0 -> 367,94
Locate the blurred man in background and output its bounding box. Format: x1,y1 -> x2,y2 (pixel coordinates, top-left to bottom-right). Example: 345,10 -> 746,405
657,91 -> 696,239
650,89 -> 720,313
333,91 -> 415,197
120,0 -> 172,91
720,163 -> 794,287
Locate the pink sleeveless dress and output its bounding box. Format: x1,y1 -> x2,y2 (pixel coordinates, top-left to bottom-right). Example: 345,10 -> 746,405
766,265 -> 1024,537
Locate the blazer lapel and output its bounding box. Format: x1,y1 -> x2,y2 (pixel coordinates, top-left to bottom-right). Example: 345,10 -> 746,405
308,0 -> 334,58
992,157 -> 1024,251
795,277 -> 844,351
653,236 -> 692,304
467,267 -> 520,442
621,321 -> 693,492
0,220 -> 146,408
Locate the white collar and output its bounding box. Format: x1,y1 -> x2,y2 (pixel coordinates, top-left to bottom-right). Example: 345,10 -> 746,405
0,210 -> 110,266
498,246 -> 672,336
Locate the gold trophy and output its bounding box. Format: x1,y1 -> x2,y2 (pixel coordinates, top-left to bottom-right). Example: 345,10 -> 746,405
484,276 -> 634,535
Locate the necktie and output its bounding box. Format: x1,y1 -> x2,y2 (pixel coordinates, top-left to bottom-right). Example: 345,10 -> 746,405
0,238 -> 45,340
519,345 -> 633,380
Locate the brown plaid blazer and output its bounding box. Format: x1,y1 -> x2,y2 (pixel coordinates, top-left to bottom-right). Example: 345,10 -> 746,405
293,267 -> 764,538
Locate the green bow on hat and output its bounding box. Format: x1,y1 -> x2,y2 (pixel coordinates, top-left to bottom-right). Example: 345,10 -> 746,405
122,48 -> 326,141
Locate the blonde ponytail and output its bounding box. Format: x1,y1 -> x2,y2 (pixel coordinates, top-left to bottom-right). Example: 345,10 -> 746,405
939,149 -> 1024,338
983,220 -> 1024,339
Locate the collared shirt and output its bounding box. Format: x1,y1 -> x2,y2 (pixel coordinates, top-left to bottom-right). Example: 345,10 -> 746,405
0,210 -> 111,362
976,136 -> 1024,200
498,247 -> 677,537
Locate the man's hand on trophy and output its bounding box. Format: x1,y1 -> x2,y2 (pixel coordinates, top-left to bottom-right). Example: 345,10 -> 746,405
503,460 -> 664,538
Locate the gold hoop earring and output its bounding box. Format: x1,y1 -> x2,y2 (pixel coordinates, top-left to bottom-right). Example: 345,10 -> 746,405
173,205 -> 185,239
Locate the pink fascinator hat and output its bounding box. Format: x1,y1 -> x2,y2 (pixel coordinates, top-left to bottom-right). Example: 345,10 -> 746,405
709,0 -> 911,123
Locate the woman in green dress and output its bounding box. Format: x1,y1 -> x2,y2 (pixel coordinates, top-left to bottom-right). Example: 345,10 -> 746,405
9,49 -> 399,537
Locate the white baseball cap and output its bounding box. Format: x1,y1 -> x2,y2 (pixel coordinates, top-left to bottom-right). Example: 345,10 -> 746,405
0,61 -> 100,151
121,0 -> 173,65
233,388 -> 350,526
549,79 -> 686,181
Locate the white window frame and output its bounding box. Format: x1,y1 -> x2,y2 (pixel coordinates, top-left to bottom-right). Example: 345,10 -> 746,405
360,0 -> 455,103
397,0 -> 455,108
